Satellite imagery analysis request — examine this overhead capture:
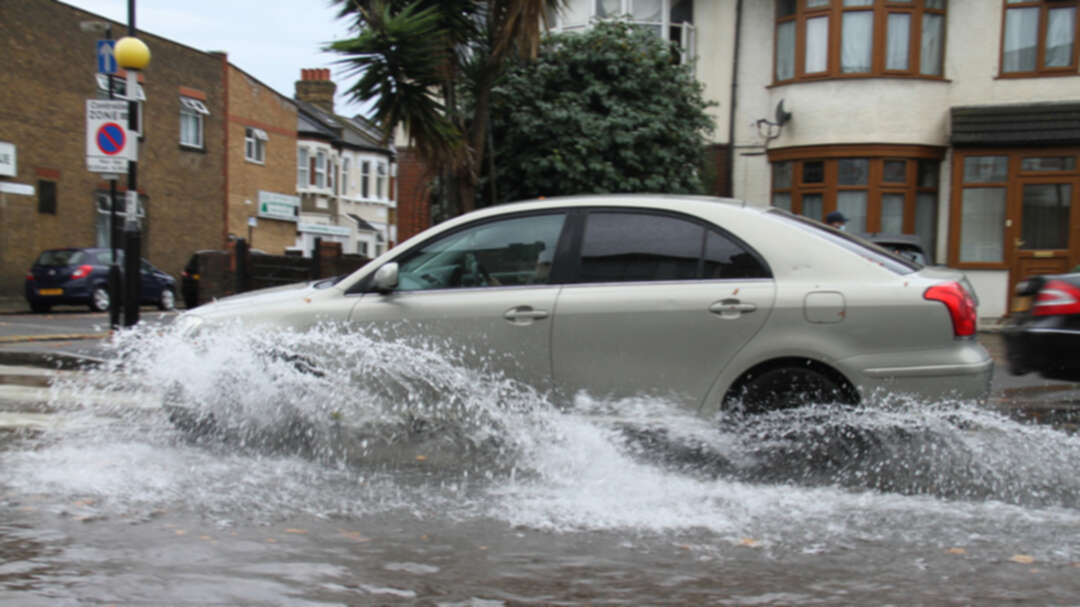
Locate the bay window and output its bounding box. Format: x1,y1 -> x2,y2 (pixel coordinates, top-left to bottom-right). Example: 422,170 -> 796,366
590,0 -> 695,62
775,0 -> 947,82
1001,0 -> 1079,75
770,145 -> 943,258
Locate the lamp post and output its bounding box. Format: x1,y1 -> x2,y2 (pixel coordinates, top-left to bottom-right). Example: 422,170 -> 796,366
114,15 -> 149,327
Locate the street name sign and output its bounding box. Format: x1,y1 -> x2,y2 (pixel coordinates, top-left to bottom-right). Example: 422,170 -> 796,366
86,99 -> 133,174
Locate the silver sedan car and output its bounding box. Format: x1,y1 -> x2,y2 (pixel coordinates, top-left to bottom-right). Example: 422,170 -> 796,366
176,195 -> 992,414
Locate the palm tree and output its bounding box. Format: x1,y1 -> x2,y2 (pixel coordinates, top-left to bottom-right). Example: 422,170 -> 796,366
330,0 -> 564,216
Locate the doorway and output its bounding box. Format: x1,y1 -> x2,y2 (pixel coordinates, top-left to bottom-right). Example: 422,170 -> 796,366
1008,178 -> 1079,312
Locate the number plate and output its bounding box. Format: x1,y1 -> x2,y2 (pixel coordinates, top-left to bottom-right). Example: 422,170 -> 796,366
37,288 -> 62,296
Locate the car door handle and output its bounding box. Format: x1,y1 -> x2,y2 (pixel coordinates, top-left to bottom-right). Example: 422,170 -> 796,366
709,299 -> 756,318
504,306 -> 549,325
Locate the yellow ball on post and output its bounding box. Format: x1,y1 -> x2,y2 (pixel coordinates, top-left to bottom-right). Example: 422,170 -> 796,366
114,36 -> 150,70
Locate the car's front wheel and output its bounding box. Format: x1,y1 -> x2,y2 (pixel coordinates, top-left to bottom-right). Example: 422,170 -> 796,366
90,286 -> 110,312
158,288 -> 176,311
730,365 -> 853,414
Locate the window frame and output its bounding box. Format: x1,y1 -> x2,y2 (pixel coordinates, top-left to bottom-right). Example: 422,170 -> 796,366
774,0 -> 948,84
769,144 -> 945,256
999,0 -> 1080,77
179,97 -> 208,149
315,150 -> 327,189
297,147 -> 309,188
948,147 -> 1080,270
244,127 -> 267,164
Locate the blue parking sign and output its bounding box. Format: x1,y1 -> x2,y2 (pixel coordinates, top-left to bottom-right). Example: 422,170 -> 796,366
97,40 -> 117,75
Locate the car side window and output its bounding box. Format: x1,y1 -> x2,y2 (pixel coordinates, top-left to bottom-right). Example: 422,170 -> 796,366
577,212 -> 703,282
704,230 -> 770,279
395,213 -> 566,291
576,211 -> 770,283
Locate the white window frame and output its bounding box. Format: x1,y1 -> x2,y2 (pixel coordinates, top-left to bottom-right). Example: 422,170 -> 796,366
315,150 -> 327,189
341,157 -> 351,197
245,127 -> 267,164
376,161 -> 387,200
361,160 -> 371,198
179,97 -> 208,149
297,147 -> 309,189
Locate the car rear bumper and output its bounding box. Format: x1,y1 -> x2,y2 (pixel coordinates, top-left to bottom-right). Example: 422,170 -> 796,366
24,283 -> 93,304
844,341 -> 994,403
1003,316 -> 1080,381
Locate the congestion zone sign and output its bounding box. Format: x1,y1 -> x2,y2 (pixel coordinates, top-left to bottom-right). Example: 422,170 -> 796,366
86,99 -> 134,173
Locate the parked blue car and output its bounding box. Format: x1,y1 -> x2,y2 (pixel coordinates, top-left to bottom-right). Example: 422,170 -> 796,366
25,247 -> 176,313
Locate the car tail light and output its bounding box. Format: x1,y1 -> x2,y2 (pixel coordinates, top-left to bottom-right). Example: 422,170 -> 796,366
25,272 -> 34,281
70,264 -> 94,280
1033,279 -> 1080,317
924,282 -> 977,337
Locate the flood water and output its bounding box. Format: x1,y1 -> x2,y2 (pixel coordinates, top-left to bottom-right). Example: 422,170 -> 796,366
2,324 -> 1079,605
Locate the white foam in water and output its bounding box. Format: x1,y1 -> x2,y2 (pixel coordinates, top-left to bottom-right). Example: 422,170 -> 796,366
2,321 -> 1079,557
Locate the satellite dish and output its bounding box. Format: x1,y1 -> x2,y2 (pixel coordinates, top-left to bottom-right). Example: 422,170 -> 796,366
776,100 -> 792,126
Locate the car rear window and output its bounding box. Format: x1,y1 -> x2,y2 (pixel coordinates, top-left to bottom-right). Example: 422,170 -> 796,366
35,250 -> 86,266
766,210 -> 921,275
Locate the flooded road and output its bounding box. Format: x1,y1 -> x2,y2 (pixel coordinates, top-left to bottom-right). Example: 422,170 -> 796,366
2,326 -> 1079,605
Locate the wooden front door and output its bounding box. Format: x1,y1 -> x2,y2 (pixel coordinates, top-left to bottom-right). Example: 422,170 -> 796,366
1008,177 -> 1080,312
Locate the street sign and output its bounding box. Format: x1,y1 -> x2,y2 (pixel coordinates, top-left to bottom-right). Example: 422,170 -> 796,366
0,182 -> 34,196
86,99 -> 132,174
0,141 -> 14,177
97,40 -> 117,74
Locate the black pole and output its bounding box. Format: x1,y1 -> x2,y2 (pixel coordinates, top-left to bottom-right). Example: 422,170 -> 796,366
235,238 -> 250,293
122,2 -> 140,327
103,25 -> 121,331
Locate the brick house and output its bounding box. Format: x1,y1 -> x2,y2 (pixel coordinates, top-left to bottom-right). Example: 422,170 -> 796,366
0,0 -> 226,299
294,69 -> 396,257
224,64 -> 299,253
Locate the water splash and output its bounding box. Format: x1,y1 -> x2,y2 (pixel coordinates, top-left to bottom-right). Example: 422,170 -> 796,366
2,322 -> 1079,548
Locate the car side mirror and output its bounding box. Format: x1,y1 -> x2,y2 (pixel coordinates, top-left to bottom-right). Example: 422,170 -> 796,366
372,262 -> 399,294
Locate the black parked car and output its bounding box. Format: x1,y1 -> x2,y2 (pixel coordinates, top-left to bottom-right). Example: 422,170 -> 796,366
1003,272 -> 1080,381
25,247 -> 176,313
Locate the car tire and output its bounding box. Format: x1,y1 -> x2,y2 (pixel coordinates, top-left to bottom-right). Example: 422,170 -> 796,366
89,286 -> 110,313
733,366 -> 850,414
158,288 -> 176,311
29,302 -> 51,313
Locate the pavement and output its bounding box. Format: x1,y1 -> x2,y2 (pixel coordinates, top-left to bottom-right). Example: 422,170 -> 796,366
0,296 -> 1078,430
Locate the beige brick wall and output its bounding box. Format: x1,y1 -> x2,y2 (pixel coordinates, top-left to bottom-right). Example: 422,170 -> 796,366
226,67 -> 299,254
0,0 -> 226,297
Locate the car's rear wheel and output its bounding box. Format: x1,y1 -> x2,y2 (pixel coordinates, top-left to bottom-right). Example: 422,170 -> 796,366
158,288 -> 176,311
89,286 -> 110,312
29,302 -> 51,313
731,366 -> 851,414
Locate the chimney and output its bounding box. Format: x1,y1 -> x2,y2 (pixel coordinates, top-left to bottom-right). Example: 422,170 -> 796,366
295,68 -> 336,114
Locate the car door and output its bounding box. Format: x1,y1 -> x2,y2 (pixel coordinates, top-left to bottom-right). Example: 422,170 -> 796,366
348,211 -> 569,392
550,209 -> 775,409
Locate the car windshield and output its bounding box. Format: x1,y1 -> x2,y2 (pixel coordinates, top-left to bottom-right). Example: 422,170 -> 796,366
35,250 -> 87,266
765,210 -> 922,275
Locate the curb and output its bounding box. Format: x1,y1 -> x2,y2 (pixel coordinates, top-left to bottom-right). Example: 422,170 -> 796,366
0,333 -> 106,345
0,348 -> 108,370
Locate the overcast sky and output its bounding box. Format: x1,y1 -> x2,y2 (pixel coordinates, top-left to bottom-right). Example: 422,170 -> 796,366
63,0 -> 370,117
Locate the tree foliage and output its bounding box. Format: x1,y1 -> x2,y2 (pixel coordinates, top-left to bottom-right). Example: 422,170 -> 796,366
485,21 -> 715,205
329,0 -> 563,218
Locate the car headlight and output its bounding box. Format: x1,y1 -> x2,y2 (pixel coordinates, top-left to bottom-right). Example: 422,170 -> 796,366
173,313 -> 204,338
